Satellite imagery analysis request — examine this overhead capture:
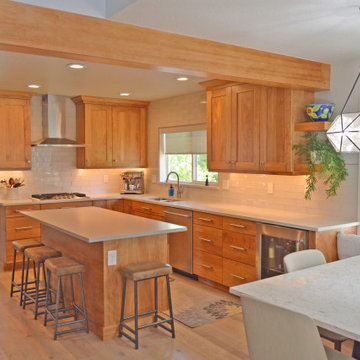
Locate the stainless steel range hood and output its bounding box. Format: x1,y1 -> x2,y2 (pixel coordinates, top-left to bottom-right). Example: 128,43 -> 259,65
32,95 -> 85,147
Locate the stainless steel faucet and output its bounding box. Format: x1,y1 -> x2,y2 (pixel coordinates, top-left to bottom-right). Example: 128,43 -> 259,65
166,171 -> 183,199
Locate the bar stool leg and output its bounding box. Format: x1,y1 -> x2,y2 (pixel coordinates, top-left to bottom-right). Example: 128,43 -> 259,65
54,275 -> 61,340
34,261 -> 41,320
20,253 -> 26,306
44,268 -> 50,327
134,280 -> 139,349
119,277 -> 127,338
10,249 -> 17,297
59,277 -> 65,310
166,275 -> 175,338
79,272 -> 89,333
23,257 -> 30,309
154,277 -> 158,327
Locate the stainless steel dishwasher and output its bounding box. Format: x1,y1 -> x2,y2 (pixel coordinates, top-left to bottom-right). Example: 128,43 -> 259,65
165,207 -> 193,274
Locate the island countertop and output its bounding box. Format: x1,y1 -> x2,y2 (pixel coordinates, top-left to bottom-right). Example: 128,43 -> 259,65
20,206 -> 187,243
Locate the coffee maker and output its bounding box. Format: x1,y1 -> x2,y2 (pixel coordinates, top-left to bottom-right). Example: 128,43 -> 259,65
120,171 -> 144,194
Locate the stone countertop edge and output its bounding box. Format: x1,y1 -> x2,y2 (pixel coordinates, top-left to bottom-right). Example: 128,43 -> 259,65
19,208 -> 187,243
2,193 -> 358,233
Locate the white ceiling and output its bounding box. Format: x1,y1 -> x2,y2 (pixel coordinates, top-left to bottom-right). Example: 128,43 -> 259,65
0,51 -> 206,101
14,0 -> 360,64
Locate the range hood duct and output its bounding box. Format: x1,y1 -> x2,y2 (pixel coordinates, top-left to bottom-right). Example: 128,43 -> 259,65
32,94 -> 85,147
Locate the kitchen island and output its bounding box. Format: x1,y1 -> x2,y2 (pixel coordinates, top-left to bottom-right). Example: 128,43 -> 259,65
20,206 -> 186,340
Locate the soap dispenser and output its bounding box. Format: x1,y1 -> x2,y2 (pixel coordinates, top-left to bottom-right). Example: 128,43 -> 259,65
168,184 -> 175,198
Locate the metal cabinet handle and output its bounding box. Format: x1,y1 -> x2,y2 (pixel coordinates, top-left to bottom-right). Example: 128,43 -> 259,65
296,239 -> 305,252
199,237 -> 213,243
113,159 -> 118,162
230,273 -> 246,281
15,226 -> 33,231
164,211 -> 192,218
199,217 -> 213,223
27,160 -> 31,164
230,245 -> 247,252
141,207 -> 152,211
230,223 -> 246,229
200,264 -> 213,270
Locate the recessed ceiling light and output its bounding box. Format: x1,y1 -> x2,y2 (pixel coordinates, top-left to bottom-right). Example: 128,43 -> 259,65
177,77 -> 188,81
68,63 -> 85,69
28,84 -> 40,89
120,93 -> 130,96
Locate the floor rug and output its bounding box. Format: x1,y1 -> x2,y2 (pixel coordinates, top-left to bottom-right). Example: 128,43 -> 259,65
165,277 -> 242,328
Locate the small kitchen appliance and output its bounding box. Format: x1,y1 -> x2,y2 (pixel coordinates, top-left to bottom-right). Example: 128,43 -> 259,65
120,171 -> 144,194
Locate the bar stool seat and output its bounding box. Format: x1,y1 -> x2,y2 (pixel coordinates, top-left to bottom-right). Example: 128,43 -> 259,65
119,261 -> 175,349
120,262 -> 172,281
10,239 -> 43,303
25,246 -> 61,263
44,256 -> 89,340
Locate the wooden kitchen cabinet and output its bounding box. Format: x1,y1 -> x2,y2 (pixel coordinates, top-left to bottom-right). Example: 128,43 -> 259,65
72,96 -> 148,169
0,90 -> 34,170
204,81 -> 314,174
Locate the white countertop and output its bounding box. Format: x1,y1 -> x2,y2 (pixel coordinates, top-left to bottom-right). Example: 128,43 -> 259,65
2,193 -> 358,232
230,256 -> 360,341
20,206 -> 187,243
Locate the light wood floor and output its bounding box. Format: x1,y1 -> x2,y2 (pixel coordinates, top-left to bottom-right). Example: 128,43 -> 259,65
0,270 -> 355,359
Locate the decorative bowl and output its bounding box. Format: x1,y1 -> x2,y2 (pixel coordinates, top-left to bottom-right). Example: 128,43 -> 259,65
305,103 -> 335,122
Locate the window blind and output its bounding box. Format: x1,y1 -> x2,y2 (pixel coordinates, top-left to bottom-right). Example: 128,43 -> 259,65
163,130 -> 207,154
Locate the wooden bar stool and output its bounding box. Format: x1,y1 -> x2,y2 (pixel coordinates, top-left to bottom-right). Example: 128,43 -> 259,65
23,246 -> 62,319
44,256 -> 89,340
119,262 -> 175,349
10,239 -> 44,305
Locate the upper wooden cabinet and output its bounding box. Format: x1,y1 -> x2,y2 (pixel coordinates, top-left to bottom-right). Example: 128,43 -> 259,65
206,82 -> 314,174
72,96 -> 149,169
0,90 -> 34,170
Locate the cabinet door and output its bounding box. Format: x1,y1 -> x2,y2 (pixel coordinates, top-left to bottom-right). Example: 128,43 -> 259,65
260,88 -> 292,172
112,106 -> 147,168
207,87 -> 232,171
83,104 -> 112,168
232,84 -> 263,172
0,98 -> 31,169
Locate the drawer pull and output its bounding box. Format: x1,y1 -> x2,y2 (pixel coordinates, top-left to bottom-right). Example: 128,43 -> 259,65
199,217 -> 213,223
200,264 -> 213,270
199,237 -> 213,243
230,223 -> 246,229
141,207 -> 152,211
230,245 -> 247,252
230,273 -> 246,281
15,226 -> 33,231
164,211 -> 192,218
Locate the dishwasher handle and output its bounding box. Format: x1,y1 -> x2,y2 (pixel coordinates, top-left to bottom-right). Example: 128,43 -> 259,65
164,210 -> 192,218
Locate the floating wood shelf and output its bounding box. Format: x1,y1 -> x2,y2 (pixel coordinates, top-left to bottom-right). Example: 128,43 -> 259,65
294,121 -> 332,132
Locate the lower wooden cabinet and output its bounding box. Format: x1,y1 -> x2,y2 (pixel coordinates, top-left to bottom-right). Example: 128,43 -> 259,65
193,249 -> 223,283
222,258 -> 256,287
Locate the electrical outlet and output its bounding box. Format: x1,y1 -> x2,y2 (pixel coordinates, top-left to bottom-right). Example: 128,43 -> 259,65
103,175 -> 109,183
108,250 -> 117,266
222,180 -> 230,190
152,175 -> 157,184
267,182 -> 274,194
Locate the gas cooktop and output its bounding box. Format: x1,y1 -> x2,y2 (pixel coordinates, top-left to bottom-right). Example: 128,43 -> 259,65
31,192 -> 88,201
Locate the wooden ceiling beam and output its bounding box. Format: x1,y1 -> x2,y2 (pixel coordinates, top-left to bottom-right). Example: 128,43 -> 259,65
0,0 -> 330,90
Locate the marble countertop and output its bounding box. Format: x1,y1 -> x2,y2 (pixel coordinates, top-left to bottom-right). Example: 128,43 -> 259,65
230,255 -> 360,341
20,207 -> 187,243
2,192 -> 358,232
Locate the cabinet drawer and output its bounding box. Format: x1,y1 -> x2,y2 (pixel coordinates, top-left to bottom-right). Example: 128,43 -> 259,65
131,210 -> 165,222
193,224 -> 222,256
131,201 -> 165,219
40,201 -> 92,210
6,217 -> 40,240
193,249 -> 222,283
222,258 -> 256,287
223,217 -> 256,235
223,231 -> 256,266
6,204 -> 41,218
193,212 -> 223,229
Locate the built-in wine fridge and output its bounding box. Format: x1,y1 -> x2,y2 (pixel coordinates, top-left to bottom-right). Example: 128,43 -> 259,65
256,224 -> 309,279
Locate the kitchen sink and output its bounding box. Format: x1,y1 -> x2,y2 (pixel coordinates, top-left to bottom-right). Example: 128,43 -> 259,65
142,196 -> 179,202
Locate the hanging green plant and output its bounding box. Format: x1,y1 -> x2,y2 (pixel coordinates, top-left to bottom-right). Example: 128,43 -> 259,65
293,132 -> 348,200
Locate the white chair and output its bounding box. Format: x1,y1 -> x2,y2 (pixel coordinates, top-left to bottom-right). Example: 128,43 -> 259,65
337,232 -> 360,260
241,294 -> 354,360
283,249 -> 348,352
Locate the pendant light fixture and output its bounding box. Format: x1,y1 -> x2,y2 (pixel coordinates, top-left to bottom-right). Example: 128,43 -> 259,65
327,72 -> 360,152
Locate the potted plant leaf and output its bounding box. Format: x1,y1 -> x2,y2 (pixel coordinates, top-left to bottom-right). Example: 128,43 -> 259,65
293,133 -> 348,199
